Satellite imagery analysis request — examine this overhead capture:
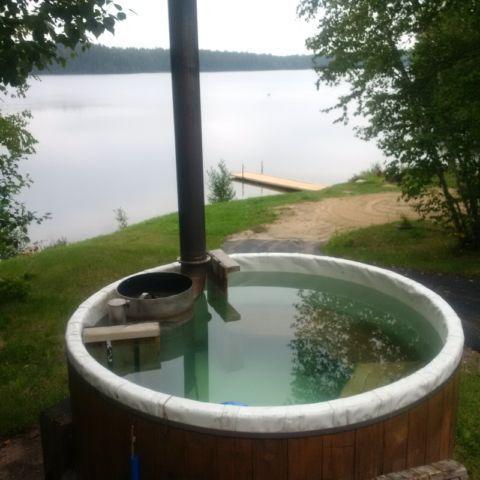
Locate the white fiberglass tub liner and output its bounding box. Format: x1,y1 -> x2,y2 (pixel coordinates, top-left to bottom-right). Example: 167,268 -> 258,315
65,253 -> 464,434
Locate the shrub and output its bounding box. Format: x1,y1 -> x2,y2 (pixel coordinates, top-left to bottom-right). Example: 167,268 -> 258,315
207,160 -> 235,203
0,277 -> 29,306
349,163 -> 385,183
114,208 -> 128,230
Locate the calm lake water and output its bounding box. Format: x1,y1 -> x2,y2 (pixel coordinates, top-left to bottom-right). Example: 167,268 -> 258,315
8,70 -> 383,244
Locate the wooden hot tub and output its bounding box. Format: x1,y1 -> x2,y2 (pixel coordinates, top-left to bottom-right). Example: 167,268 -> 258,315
66,254 -> 464,479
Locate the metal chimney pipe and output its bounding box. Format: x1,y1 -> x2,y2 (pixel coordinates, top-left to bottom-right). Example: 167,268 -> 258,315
168,0 -> 208,270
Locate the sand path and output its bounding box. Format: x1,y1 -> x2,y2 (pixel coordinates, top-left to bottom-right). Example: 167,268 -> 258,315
228,192 -> 417,243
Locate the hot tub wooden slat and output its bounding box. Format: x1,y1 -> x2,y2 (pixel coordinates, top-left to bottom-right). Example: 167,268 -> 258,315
215,437 -> 253,480
383,411 -> 409,473
236,438 -> 254,479
288,437 -> 323,480
254,439 -> 288,480
163,427 -> 186,478
426,387 -> 447,463
185,431 -> 216,479
322,431 -> 355,480
135,415 -> 166,479
355,423 -> 384,480
440,375 -> 457,459
407,401 -> 429,468
449,374 -> 460,455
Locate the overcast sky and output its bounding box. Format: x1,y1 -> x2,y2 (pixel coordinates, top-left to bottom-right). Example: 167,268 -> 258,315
98,0 -> 316,55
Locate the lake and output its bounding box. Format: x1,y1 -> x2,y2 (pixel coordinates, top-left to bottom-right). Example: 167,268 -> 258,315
7,70 -> 383,244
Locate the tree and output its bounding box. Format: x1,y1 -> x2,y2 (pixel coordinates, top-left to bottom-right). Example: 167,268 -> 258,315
298,0 -> 480,248
207,160 -> 236,203
1,0 -> 126,89
0,0 -> 126,258
0,110 -> 48,258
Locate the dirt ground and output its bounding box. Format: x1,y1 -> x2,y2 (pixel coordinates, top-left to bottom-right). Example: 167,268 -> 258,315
0,429 -> 43,480
228,191 -> 416,243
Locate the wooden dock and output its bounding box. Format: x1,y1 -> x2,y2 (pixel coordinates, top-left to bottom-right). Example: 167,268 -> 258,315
231,171 -> 326,192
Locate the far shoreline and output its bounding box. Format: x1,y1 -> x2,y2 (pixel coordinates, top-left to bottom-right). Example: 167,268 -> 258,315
35,67 -> 315,77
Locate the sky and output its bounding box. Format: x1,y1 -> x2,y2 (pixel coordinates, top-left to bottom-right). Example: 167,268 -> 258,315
98,0 -> 317,55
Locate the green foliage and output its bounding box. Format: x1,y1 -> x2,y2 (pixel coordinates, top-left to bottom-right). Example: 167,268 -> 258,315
0,0 -> 126,89
207,160 -> 236,203
0,276 -> 29,305
0,0 -> 126,259
114,207 -> 128,230
299,0 -> 480,248
349,162 -> 385,183
0,110 -> 49,259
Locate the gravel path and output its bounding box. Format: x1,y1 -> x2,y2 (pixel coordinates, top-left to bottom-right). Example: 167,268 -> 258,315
228,192 -> 416,243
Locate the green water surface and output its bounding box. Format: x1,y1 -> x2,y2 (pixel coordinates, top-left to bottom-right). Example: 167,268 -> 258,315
87,272 -> 442,406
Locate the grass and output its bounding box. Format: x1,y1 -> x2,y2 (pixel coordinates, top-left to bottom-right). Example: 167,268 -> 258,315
457,352 -> 480,479
324,220 -> 480,277
0,176 -> 394,435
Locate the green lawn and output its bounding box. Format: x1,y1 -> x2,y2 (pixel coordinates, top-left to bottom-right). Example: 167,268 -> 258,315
0,176 -> 393,435
324,220 -> 480,277
325,220 -> 480,478
456,353 -> 480,480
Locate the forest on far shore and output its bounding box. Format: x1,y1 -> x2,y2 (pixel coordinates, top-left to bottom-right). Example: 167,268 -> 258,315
39,45 -> 325,75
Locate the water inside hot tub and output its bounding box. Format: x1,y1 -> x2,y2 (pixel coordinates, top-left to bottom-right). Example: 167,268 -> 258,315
87,272 -> 442,405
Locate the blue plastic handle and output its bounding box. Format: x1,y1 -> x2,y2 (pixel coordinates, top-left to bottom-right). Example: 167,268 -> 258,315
131,454 -> 140,480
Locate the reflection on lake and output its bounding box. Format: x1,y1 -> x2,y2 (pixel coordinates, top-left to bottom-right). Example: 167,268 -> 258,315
7,70 -> 384,243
